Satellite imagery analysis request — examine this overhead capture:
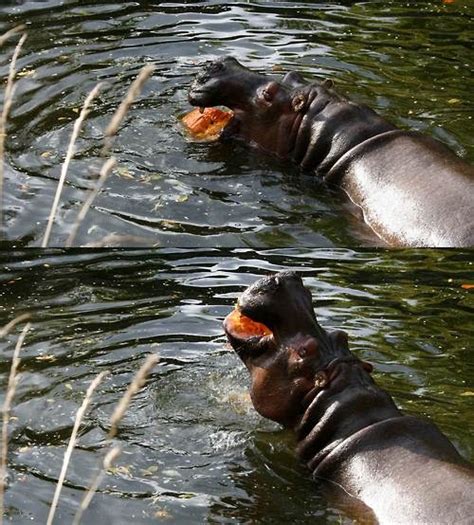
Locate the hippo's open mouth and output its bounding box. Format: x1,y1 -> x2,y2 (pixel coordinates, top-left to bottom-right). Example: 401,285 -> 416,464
223,271 -> 322,361
223,304 -> 275,358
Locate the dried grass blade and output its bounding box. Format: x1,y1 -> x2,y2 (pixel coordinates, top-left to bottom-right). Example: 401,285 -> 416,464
108,353 -> 159,439
46,371 -> 109,525
0,321 -> 31,525
0,313 -> 31,338
102,64 -> 155,155
71,446 -> 121,525
0,26 -> 26,47
65,157 -> 116,247
0,33 -> 27,236
73,353 -> 159,524
41,83 -> 102,248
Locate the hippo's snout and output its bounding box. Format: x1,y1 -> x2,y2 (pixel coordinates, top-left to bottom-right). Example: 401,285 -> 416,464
188,56 -> 272,111
237,271 -> 320,339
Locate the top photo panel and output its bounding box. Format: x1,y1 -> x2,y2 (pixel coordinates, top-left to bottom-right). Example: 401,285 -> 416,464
0,0 -> 472,248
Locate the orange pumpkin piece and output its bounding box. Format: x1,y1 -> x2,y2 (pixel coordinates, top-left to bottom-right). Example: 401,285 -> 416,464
181,107 -> 233,141
226,308 -> 272,339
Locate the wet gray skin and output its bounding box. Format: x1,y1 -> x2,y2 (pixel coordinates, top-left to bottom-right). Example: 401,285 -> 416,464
224,271 -> 474,524
189,57 -> 474,247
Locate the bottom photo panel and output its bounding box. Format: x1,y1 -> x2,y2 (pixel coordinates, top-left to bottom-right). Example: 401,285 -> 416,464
0,248 -> 473,524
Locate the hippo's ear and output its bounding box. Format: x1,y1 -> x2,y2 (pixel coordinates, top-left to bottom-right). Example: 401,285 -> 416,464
257,81 -> 280,107
281,71 -> 306,89
321,78 -> 334,90
291,91 -> 307,113
328,329 -> 350,352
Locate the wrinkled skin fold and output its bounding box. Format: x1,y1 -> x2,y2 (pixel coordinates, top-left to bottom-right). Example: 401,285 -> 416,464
189,57 -> 474,247
224,271 -> 474,524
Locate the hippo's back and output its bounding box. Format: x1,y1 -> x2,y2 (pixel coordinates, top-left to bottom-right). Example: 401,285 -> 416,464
329,130 -> 474,247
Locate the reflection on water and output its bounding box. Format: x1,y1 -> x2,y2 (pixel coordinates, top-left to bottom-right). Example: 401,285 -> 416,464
0,248 -> 472,524
0,1 -> 473,246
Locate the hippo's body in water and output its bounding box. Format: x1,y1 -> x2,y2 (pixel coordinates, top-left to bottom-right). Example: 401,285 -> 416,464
188,57 -> 474,247
224,271 -> 474,524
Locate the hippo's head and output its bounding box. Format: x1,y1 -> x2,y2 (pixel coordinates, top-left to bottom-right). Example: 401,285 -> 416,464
189,57 -> 397,173
188,57 -> 312,157
224,271 -> 369,428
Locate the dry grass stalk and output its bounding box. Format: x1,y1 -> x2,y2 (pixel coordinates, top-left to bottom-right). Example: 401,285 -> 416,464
71,445 -> 121,525
41,82 -> 103,248
0,26 -> 26,47
65,157 -> 117,247
0,321 -> 31,525
46,371 -> 109,525
108,353 -> 159,439
73,354 -> 159,524
0,32 -> 27,236
0,313 -> 31,338
102,64 -> 155,155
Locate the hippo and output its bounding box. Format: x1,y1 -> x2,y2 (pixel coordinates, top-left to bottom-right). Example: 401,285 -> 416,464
188,57 -> 474,247
223,271 -> 474,524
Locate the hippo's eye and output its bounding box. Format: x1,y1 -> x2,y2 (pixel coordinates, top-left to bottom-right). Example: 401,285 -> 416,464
259,82 -> 279,105
297,338 -> 319,358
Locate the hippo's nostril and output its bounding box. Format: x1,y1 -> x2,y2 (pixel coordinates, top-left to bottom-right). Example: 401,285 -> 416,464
263,89 -> 272,102
206,61 -> 224,75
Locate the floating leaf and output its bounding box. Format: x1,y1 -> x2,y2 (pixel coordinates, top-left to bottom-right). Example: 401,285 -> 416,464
17,68 -> 36,78
108,464 -> 133,476
141,465 -> 159,476
116,166 -> 134,179
448,98 -> 460,104
36,354 -> 57,362
177,493 -> 195,500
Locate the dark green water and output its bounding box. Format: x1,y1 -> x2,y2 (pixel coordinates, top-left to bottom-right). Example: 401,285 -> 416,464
0,249 -> 473,524
0,0 -> 473,247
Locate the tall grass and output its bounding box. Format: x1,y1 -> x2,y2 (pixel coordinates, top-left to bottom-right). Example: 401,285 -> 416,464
44,63 -> 155,247
1,24 -> 155,247
102,64 -> 155,156
0,318 -> 31,525
0,30 -> 27,237
73,354 -> 160,525
41,83 -> 103,248
71,353 -> 159,525
65,157 -> 117,247
46,371 -> 109,525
